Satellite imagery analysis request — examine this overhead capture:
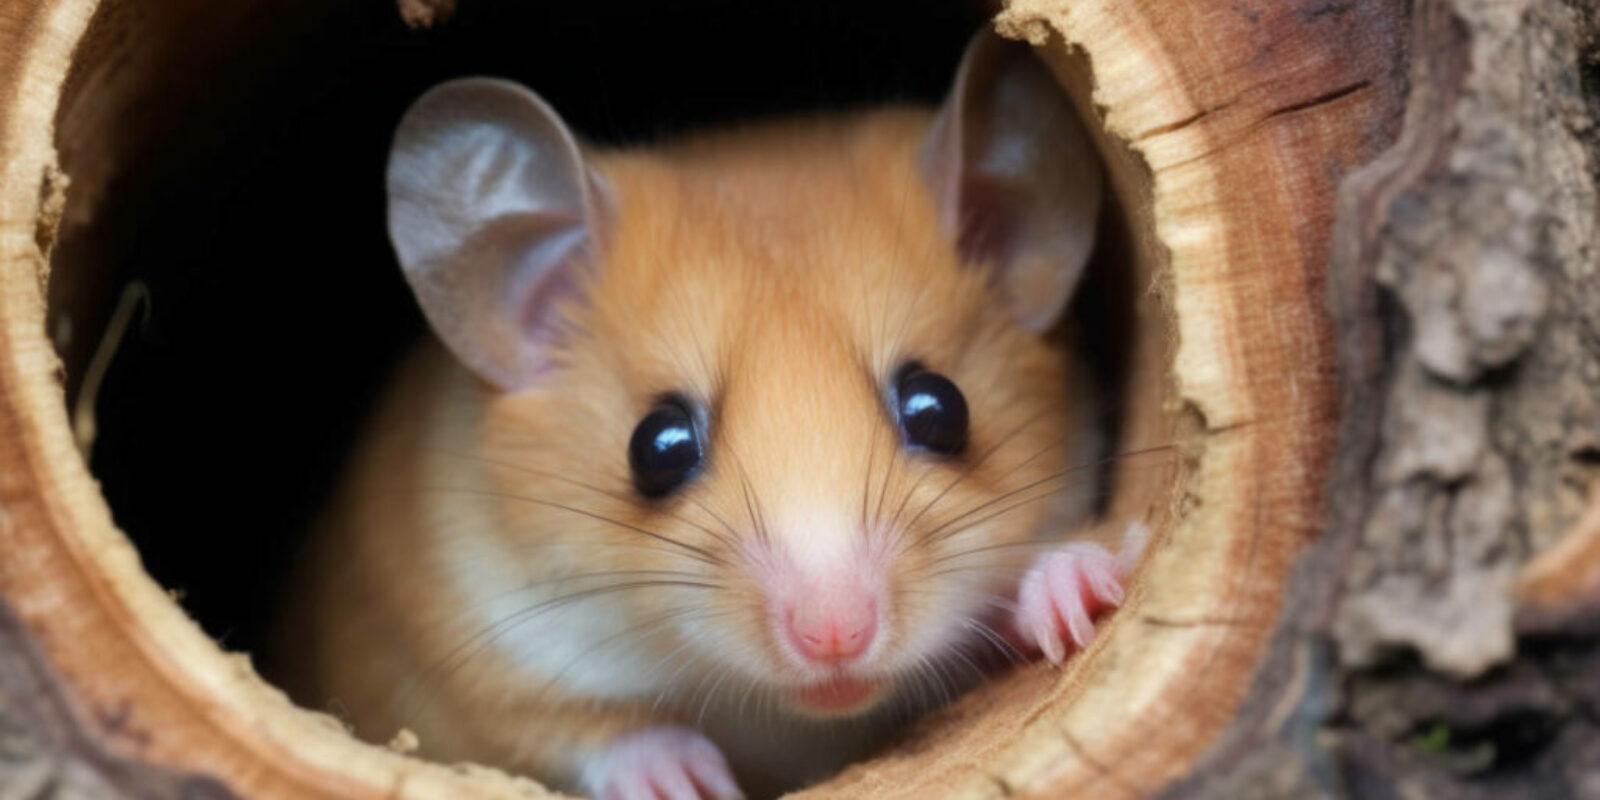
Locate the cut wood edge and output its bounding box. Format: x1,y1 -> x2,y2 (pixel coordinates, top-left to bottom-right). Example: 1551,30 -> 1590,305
0,0 -> 1402,798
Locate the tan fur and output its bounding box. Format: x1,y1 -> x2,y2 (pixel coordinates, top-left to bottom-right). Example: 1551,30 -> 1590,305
282,108 -> 1095,796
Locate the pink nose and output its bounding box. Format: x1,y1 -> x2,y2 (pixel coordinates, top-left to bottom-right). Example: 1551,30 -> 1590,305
784,591 -> 877,664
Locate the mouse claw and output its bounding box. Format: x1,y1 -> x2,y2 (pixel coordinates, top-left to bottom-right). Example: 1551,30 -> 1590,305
1013,540 -> 1125,663
582,725 -> 744,800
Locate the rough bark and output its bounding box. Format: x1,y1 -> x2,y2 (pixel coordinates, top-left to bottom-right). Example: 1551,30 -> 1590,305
1162,1 -> 1600,797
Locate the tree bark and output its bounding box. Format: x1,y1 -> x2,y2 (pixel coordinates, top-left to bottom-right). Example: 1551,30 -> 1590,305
1163,1 -> 1600,797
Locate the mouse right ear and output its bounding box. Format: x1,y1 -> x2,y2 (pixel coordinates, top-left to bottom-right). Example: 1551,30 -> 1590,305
921,31 -> 1104,333
387,78 -> 609,390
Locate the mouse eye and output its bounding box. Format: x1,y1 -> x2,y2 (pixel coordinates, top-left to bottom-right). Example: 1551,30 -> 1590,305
893,364 -> 968,456
629,398 -> 704,499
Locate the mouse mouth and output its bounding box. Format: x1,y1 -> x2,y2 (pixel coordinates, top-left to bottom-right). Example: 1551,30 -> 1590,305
787,675 -> 885,716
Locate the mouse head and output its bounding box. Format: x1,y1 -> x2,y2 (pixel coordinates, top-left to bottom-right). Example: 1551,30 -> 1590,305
387,31 -> 1103,717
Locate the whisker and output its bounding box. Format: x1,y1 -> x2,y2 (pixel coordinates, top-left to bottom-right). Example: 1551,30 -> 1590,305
964,618 -> 1025,666
428,448 -> 626,500
916,466 -> 1079,546
443,568 -> 723,619
901,405 -> 1060,535
927,536 -> 1109,572
922,443 -> 1177,545
736,666 -> 763,726
873,430 -> 899,532
926,652 -> 961,708
650,636 -> 713,714
425,449 -> 740,552
528,606 -> 715,702
686,494 -> 743,543
696,668 -> 736,729
409,487 -> 724,566
928,484 -> 1074,548
892,586 -> 1024,666
404,579 -> 717,724
906,652 -> 937,713
862,428 -> 879,534
728,447 -> 771,547
943,641 -> 989,685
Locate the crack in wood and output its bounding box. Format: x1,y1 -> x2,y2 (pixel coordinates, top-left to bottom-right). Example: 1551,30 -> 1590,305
1059,724 -> 1142,796
1133,78 -> 1370,148
1132,102 -> 1235,142
1262,80 -> 1374,121
1152,80 -> 1376,172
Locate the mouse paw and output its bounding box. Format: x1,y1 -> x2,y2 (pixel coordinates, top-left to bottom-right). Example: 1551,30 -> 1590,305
582,725 -> 743,800
1013,540 -> 1126,664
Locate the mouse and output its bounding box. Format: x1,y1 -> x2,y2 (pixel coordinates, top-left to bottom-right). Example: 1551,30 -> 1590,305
280,29 -> 1140,800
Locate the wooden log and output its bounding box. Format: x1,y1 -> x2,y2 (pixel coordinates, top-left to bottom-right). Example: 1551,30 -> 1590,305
19,0 -> 1586,798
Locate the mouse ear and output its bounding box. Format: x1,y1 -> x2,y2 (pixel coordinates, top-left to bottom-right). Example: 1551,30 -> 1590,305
921,30 -> 1104,333
387,78 -> 610,390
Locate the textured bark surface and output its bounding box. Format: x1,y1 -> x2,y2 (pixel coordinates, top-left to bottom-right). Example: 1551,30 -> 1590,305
1163,0 -> 1600,797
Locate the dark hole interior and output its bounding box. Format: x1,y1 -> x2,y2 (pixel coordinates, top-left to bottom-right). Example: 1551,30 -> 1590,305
49,0 -> 1134,692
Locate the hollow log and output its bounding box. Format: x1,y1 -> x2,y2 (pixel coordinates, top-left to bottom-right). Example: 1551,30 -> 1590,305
0,0 -> 1593,799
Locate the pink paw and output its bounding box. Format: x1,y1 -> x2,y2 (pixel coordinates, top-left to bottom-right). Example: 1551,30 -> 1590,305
1013,523 -> 1146,663
582,726 -> 743,800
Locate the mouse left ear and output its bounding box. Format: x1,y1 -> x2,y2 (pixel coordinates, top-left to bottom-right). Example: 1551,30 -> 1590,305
922,30 -> 1104,333
387,78 -> 611,390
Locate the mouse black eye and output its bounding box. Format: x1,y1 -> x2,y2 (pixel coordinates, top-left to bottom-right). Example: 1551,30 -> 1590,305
893,364 -> 968,456
629,398 -> 704,499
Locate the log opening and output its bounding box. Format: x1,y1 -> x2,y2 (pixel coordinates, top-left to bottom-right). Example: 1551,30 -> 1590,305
50,0 -> 1003,661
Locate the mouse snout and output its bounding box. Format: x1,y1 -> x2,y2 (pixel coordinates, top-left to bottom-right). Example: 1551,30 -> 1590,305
781,584 -> 878,664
